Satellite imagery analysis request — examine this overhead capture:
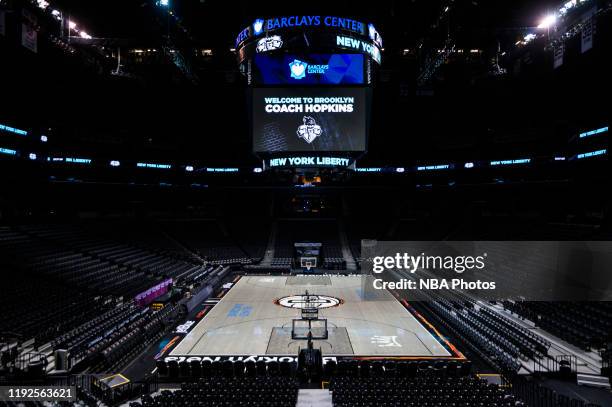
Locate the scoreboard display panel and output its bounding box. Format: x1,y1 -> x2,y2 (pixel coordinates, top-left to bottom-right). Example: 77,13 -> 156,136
252,53 -> 364,85
252,87 -> 368,153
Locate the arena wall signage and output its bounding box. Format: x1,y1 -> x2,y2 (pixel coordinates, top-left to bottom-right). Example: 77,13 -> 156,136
134,278 -> 172,306
236,16 -> 378,47
164,355 -> 338,364
236,17 -> 382,67
336,36 -> 382,64
267,156 -> 352,168
162,353 -> 463,364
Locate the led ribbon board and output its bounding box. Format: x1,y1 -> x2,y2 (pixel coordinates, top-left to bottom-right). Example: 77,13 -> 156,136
236,16 -> 381,47
236,17 -> 382,65
238,34 -> 382,66
267,156 -> 352,168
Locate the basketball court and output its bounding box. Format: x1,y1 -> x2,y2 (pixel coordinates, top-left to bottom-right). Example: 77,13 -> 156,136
169,275 -> 452,357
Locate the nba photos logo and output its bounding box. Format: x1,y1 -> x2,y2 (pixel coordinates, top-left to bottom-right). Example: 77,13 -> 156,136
297,116 -> 322,144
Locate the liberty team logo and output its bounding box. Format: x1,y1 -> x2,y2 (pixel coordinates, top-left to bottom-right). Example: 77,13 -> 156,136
289,59 -> 308,79
368,23 -> 383,48
256,35 -> 283,52
297,116 -> 323,144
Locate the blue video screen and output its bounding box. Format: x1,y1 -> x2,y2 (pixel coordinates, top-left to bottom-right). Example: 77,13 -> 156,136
253,54 -> 364,85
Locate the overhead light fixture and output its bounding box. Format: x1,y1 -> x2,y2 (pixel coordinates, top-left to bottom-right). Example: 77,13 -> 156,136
537,15 -> 557,29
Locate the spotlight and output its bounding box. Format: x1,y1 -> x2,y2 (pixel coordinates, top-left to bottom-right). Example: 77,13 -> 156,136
110,160 -> 121,167
185,166 -> 194,172
29,153 -> 37,160
157,0 -> 170,7
40,135 -> 48,142
537,15 -> 557,29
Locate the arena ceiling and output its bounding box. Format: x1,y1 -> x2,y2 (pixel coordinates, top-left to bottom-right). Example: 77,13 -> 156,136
3,0 -> 606,165
49,0 -> 561,51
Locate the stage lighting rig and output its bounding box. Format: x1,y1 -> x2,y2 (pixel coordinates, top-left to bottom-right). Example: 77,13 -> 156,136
415,1 -> 457,86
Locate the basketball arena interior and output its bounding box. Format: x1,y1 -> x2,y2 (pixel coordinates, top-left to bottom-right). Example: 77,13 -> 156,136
1,0 -> 611,406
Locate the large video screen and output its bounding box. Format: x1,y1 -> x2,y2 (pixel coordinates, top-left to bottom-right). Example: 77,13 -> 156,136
252,87 -> 367,153
253,54 -> 364,85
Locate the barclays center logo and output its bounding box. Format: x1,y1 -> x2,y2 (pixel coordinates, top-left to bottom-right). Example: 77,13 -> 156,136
289,59 -> 308,80
253,19 -> 265,35
289,59 -> 329,80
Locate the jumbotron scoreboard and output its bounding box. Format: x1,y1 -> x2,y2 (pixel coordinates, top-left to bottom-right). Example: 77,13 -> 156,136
235,15 -> 382,170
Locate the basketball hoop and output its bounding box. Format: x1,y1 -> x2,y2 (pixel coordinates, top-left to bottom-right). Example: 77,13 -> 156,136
300,256 -> 317,270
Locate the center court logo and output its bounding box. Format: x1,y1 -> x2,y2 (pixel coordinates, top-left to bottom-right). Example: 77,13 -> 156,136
275,294 -> 343,309
297,116 -> 323,144
289,59 -> 307,79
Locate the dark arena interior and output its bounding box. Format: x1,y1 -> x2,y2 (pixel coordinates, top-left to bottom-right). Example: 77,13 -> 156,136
1,0 -> 612,406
